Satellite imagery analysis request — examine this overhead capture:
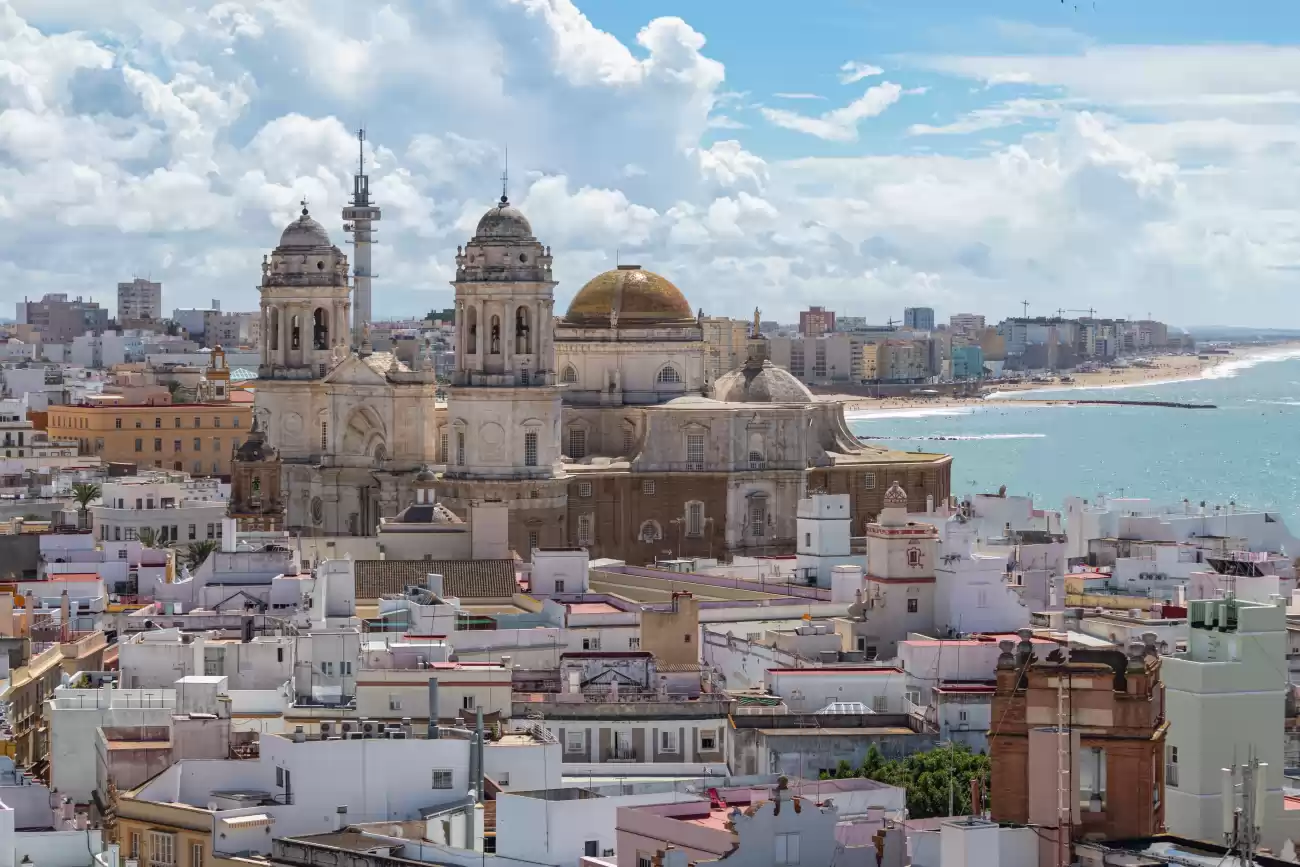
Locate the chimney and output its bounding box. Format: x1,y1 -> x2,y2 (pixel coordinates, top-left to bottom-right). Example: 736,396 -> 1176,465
293,725 -> 305,743
334,806 -> 348,832
969,777 -> 981,816
427,678 -> 439,738
475,707 -> 485,801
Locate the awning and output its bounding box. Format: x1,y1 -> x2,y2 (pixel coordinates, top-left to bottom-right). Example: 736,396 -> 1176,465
222,814 -> 273,829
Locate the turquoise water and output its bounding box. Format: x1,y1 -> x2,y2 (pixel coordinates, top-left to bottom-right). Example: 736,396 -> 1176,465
845,350 -> 1300,526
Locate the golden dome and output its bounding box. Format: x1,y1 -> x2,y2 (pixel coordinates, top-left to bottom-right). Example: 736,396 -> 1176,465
564,265 -> 694,327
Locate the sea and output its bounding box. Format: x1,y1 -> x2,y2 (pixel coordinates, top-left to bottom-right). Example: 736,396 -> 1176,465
844,348 -> 1300,527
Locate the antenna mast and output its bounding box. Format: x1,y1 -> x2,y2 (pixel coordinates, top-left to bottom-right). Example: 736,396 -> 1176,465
343,127 -> 381,348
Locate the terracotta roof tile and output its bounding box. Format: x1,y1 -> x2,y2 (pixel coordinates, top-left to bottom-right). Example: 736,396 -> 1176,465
355,559 -> 517,599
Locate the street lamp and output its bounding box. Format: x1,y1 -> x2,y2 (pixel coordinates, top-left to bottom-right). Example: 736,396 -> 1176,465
669,517 -> 683,559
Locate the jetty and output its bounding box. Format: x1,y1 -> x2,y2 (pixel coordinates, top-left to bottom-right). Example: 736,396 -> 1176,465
1052,399 -> 1216,409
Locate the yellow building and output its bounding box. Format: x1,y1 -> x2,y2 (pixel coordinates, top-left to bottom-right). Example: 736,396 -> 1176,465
115,797 -> 227,867
45,401 -> 252,477
860,342 -> 881,381
2,631 -> 107,775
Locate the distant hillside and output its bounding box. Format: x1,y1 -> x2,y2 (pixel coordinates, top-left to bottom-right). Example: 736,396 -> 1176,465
1184,325 -> 1300,342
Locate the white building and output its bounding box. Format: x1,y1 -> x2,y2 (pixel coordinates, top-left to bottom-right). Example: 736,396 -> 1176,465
118,628 -> 295,690
91,474 -> 228,546
1162,596 -> 1300,851
932,516 -> 1029,636
117,279 -> 162,321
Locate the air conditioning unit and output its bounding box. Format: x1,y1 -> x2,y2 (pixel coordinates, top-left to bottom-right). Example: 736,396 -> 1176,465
319,721 -> 334,738
361,720 -> 379,736
389,731 -> 408,740
347,731 -> 365,740
339,720 -> 357,736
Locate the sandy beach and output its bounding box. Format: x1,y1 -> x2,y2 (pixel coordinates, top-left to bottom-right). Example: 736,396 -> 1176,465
830,344 -> 1300,417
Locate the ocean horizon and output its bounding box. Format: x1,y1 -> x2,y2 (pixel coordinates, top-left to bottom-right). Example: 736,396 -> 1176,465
846,348 -> 1300,527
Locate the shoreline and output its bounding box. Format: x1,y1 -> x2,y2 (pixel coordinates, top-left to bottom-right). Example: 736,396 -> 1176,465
835,342 -> 1300,419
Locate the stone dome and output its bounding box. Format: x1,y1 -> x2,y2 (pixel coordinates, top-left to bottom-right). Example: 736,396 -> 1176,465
279,206 -> 332,248
475,195 -> 534,239
711,359 -> 815,404
883,481 -> 909,507
413,465 -> 438,484
564,265 -> 694,327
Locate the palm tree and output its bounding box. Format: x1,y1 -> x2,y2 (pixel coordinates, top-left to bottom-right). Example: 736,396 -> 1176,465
70,482 -> 101,530
136,527 -> 159,549
184,540 -> 219,571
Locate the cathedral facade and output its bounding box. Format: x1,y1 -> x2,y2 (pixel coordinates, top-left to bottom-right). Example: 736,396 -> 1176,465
250,204 -> 440,536
243,195 -> 952,560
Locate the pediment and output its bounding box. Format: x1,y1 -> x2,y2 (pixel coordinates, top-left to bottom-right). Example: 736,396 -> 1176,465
322,356 -> 389,386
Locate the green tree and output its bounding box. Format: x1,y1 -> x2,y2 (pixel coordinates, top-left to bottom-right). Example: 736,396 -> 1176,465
184,539 -> 219,570
819,743 -> 990,819
70,482 -> 101,529
136,527 -> 159,548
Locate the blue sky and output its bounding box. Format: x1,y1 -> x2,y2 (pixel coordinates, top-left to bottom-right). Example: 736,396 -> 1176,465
2,0 -> 1299,326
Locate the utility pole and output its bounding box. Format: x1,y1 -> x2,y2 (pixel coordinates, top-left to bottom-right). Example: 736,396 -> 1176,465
1224,755 -> 1266,866
1020,300 -> 1030,318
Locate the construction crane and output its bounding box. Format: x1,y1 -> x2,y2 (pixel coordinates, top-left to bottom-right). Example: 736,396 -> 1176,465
1019,300 -> 1030,317
1067,307 -> 1096,319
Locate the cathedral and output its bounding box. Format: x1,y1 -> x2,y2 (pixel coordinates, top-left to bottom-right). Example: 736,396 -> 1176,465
238,192 -> 953,563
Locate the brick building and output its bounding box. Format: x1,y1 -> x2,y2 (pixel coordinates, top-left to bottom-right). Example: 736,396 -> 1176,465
990,631 -> 1166,860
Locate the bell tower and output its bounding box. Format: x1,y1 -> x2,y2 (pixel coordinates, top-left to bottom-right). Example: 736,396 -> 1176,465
258,200 -> 351,380
440,190 -> 567,553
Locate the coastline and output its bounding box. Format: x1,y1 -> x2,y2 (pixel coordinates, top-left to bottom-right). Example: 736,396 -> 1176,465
835,342 -> 1300,420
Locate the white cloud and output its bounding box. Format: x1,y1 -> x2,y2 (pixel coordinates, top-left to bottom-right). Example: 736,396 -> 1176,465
909,97 -> 1061,136
839,60 -> 884,85
761,82 -> 903,141
773,92 -> 825,100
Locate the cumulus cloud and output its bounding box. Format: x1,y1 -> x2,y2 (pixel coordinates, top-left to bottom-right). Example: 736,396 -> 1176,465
761,82 -> 903,141
0,1 -> 1298,326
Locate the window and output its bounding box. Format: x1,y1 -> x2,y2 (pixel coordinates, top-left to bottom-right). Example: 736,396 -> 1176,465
125,528 -> 137,541
629,637 -> 640,650
154,417 -> 161,429
214,417 -> 221,428
194,417 -> 201,428
456,431 -> 465,465
135,418 -> 142,428
188,524 -> 196,540
206,523 -> 215,539
136,498 -> 143,510
656,365 -> 682,384
958,710 -> 968,722
560,365 -> 578,383
462,696 -> 475,711
213,437 -> 221,452
568,428 -> 587,459
660,729 -> 679,753
554,580 -> 564,593
749,500 -> 766,537
432,769 -> 454,789
686,433 -> 704,469
115,417 -> 122,430
699,729 -> 717,751
686,501 -> 704,537
193,461 -> 202,474
805,533 -> 812,547
623,427 -> 634,454
277,647 -> 284,663
907,598 -> 919,614
233,416 -> 241,428
528,532 -> 539,550
872,695 -> 888,713
190,843 -> 202,867
641,480 -> 655,495
638,855 -> 654,867
577,513 -> 593,546
440,433 -> 448,463
129,833 -> 141,859
584,842 -> 599,859
321,661 -> 334,676
320,422 -> 328,452
342,660 -> 352,676
524,431 -> 538,467
566,730 -> 585,752
173,439 -> 181,452
863,472 -> 876,490
774,833 -> 800,866
1167,745 -> 1179,788
582,637 -> 600,651
173,417 -> 181,428
151,437 -> 161,451
147,831 -> 175,867
1080,747 -> 1107,811
578,482 -> 592,498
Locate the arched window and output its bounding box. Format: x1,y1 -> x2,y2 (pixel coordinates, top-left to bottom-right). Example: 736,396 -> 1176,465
560,365 -> 578,384
269,308 -> 280,351
639,520 -> 663,543
515,305 -> 532,354
290,314 -> 301,351
466,306 -> 478,354
313,308 -> 329,350
489,315 -> 501,354
748,450 -> 765,470
656,364 -> 683,384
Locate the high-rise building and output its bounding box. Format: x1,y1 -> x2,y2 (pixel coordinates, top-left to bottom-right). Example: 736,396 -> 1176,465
949,313 -> 985,334
117,278 -> 163,321
16,294 -> 109,344
903,306 -> 935,331
798,306 -> 835,337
